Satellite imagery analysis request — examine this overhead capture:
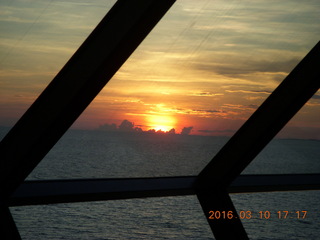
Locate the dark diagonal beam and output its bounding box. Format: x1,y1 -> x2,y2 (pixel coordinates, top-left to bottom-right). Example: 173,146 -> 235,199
197,189 -> 249,240
0,206 -> 21,240
0,0 -> 175,201
196,41 -> 320,240
198,41 -> 320,187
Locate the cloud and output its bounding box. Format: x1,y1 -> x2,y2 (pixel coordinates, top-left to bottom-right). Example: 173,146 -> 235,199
181,126 -> 193,135
217,104 -> 259,117
246,104 -> 259,109
190,91 -> 224,97
191,109 -> 227,114
194,58 -> 301,78
225,89 -> 272,95
98,119 -> 190,136
222,103 -> 258,111
305,102 -> 320,107
312,95 -> 320,100
118,119 -> 135,132
98,120 -> 137,132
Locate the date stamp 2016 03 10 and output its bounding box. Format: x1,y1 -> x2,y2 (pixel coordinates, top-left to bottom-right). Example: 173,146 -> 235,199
208,210 -> 308,220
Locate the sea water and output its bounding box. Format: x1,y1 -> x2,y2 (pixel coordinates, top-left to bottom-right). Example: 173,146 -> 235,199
1,127 -> 319,239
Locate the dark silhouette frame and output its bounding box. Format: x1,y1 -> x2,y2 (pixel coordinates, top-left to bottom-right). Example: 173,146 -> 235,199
0,1 -> 319,239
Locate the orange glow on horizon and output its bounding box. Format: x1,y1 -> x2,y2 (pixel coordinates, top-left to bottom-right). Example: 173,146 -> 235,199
146,115 -> 177,132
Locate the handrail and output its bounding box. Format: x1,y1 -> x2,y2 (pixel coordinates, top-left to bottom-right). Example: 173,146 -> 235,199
8,174 -> 320,206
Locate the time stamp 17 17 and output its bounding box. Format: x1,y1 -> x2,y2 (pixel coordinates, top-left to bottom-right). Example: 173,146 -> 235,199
208,210 -> 308,220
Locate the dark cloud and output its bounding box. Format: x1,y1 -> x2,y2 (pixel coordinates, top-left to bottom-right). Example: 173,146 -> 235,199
226,89 -> 272,95
222,103 -> 259,112
191,91 -> 223,97
135,124 -> 146,127
99,120 -> 138,132
118,119 -> 134,132
192,109 -> 226,114
246,104 -> 259,109
98,120 -> 184,136
167,128 -> 176,135
181,126 -> 193,135
147,129 -> 156,134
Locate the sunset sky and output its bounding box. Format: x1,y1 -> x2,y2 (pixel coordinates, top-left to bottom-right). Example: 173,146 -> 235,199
1,0 -> 320,138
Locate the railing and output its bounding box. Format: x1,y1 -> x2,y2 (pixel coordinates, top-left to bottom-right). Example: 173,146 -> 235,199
8,174 -> 320,207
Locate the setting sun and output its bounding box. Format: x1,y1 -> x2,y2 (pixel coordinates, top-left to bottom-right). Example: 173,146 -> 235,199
146,115 -> 176,132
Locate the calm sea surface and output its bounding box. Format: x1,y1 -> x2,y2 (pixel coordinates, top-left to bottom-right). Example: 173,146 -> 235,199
1,127 -> 320,239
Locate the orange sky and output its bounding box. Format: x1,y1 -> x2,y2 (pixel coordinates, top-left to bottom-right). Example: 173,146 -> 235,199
1,0 -> 320,138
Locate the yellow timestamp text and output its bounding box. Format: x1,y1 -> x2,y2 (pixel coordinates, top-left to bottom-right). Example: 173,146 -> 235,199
208,210 -> 307,220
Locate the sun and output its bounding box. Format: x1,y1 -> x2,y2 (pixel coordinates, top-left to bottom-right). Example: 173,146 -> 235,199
146,115 -> 176,132
154,125 -> 171,132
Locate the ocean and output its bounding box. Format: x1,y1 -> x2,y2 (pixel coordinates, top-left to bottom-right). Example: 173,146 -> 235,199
1,127 -> 319,239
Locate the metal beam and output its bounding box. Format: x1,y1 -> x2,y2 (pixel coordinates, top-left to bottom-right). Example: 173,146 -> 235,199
229,173 -> 320,193
7,174 -> 320,206
0,206 -> 21,240
0,0 -> 175,201
195,42 -> 320,239
9,177 -> 196,206
197,189 -> 249,240
197,41 -> 320,188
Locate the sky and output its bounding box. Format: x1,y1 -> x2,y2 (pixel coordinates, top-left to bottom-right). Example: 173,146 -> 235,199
1,0 -> 320,138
